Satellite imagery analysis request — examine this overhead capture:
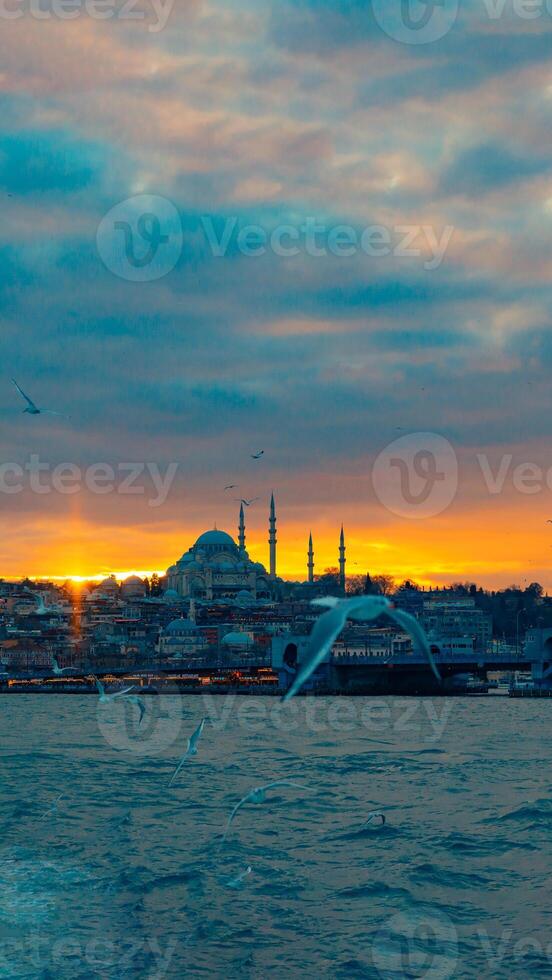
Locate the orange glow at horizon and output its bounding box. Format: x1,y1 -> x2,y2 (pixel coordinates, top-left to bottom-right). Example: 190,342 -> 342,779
4,505 -> 551,593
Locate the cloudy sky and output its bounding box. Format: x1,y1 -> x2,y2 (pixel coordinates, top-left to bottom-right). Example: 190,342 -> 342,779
1,0 -> 552,587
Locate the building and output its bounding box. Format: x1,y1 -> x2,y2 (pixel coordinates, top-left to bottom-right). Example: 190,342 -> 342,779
420,594 -> 492,651
157,617 -> 209,661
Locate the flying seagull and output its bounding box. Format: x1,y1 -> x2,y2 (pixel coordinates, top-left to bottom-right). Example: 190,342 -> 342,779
224,485 -> 237,491
235,497 -> 259,507
38,794 -> 64,821
251,451 -> 264,459
365,811 -> 386,827
11,379 -> 68,418
168,718 -> 206,787
282,595 -> 440,702
121,694 -> 146,726
92,676 -> 135,704
225,866 -> 252,889
222,780 -> 308,842
51,656 -> 74,677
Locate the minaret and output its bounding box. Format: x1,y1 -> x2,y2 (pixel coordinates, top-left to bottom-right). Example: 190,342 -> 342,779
238,503 -> 246,554
339,525 -> 346,591
307,532 -> 314,583
269,493 -> 277,579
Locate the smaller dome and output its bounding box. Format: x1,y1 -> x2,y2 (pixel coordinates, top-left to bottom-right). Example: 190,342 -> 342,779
222,631 -> 253,647
165,618 -> 197,635
236,590 -> 254,600
163,589 -> 180,602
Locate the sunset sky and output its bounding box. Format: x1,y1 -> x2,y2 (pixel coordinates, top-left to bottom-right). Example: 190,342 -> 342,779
1,1 -> 552,589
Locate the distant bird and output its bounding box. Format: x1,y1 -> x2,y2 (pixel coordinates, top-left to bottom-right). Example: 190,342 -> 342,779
222,780 -> 308,842
11,379 -> 68,418
282,595 -> 440,701
92,676 -> 135,704
51,656 -> 74,677
365,811 -> 386,827
224,485 -> 237,491
547,521 -> 552,525
225,866 -> 252,889
251,451 -> 264,460
38,794 -> 64,821
235,498 -> 259,507
168,718 -> 206,787
121,694 -> 146,726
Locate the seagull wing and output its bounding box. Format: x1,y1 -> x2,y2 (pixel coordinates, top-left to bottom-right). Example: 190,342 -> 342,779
387,607 -> 441,682
311,597 -> 341,608
168,743 -> 191,787
189,717 -> 206,751
93,677 -> 105,698
261,780 -> 309,792
111,686 -> 136,698
41,410 -> 70,419
283,605 -> 348,701
222,792 -> 254,841
123,695 -> 146,724
12,378 -> 37,410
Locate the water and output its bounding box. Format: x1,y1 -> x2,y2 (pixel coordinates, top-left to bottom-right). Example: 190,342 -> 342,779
0,694 -> 550,979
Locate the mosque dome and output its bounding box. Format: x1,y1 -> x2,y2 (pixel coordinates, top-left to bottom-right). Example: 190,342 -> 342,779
222,631 -> 254,647
194,530 -> 236,550
165,618 -> 197,635
163,589 -> 180,602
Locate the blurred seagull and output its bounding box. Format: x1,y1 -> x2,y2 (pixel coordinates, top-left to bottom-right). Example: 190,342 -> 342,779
168,718 -> 206,787
235,497 -> 259,507
11,379 -> 68,418
222,780 -> 308,842
225,866 -> 252,889
121,694 -> 146,726
51,656 -> 74,677
38,794 -> 64,821
365,811 -> 386,827
251,451 -> 264,459
92,676 -> 135,704
282,595 -> 440,701
224,485 -> 237,491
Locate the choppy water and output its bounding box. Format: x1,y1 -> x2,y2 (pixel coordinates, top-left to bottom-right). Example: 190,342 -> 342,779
0,694 -> 550,979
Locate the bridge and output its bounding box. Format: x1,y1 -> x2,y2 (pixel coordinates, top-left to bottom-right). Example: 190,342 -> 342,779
271,629 -> 552,695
